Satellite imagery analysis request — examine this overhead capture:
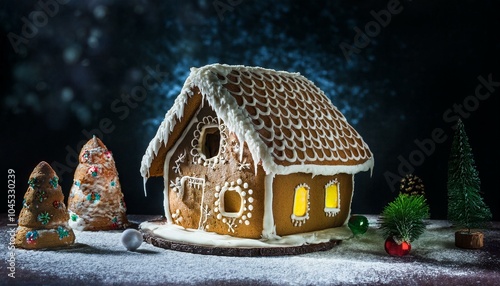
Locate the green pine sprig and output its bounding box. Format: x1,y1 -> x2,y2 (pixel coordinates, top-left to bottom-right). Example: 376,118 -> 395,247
380,194 -> 430,243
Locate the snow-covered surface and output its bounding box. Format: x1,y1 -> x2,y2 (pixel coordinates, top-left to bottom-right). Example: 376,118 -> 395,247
2,215 -> 499,286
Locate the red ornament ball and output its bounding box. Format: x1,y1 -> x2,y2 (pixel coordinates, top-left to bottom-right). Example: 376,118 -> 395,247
384,236 -> 411,256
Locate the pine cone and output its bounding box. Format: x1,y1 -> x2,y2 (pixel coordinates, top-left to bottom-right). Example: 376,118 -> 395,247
399,174 -> 425,197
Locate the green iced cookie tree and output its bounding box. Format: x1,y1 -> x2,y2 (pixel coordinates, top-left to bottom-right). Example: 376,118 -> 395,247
447,119 -> 491,233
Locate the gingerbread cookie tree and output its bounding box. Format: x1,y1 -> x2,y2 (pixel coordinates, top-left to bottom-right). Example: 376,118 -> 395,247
15,161 -> 75,249
68,136 -> 129,230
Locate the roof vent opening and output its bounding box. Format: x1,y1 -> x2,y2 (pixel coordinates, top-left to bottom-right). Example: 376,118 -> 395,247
201,126 -> 221,159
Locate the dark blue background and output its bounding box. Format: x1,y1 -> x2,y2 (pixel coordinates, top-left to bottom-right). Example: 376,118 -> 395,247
1,1 -> 499,220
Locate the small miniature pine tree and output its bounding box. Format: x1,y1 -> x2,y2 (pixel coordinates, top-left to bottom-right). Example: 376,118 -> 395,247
380,194 -> 430,244
447,119 -> 491,232
400,174 -> 425,197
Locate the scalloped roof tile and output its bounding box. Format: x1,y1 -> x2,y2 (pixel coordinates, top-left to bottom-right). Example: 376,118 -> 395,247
141,64 -> 374,179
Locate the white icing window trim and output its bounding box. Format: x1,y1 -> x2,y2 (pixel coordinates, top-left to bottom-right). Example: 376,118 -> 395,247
198,124 -> 221,160
324,179 -> 341,217
190,116 -> 228,169
219,186 -> 245,218
291,183 -> 310,227
214,179 -> 253,233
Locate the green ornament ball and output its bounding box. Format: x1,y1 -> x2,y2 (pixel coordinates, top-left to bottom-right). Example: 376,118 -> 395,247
348,215 -> 369,235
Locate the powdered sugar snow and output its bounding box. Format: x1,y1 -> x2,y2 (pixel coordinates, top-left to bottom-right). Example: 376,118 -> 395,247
2,215 -> 499,285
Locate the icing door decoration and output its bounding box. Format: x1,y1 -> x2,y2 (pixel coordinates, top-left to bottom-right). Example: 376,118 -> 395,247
170,175 -> 206,225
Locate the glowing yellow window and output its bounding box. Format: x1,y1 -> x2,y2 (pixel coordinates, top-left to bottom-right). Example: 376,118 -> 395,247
324,180 -> 341,217
293,186 -> 309,217
325,183 -> 339,209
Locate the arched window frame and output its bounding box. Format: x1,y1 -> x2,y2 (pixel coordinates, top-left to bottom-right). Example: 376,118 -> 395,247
198,124 -> 221,160
291,183 -> 310,227
324,179 -> 341,217
190,116 -> 228,169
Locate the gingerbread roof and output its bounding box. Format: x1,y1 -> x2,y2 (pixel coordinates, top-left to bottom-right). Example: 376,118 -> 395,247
141,64 -> 374,181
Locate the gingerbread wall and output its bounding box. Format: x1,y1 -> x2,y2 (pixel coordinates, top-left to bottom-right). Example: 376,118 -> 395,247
163,97 -> 355,239
272,173 -> 353,236
166,103 -> 266,239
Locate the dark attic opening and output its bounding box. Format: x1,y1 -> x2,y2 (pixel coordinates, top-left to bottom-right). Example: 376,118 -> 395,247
202,126 -> 221,159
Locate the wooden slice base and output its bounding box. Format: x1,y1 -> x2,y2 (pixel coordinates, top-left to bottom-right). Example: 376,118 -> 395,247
141,229 -> 342,257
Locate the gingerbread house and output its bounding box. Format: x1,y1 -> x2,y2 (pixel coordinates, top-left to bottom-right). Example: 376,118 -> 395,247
140,64 -> 374,240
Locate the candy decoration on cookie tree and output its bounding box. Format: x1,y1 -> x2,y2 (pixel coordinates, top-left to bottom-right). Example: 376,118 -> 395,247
447,119 -> 491,249
380,193 -> 430,256
68,136 -> 129,230
15,161 -> 75,249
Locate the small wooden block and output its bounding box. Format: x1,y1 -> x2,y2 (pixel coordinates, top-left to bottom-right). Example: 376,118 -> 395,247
455,230 -> 484,249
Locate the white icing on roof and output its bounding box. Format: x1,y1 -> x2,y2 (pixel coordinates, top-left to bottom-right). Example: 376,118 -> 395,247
141,64 -> 374,179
